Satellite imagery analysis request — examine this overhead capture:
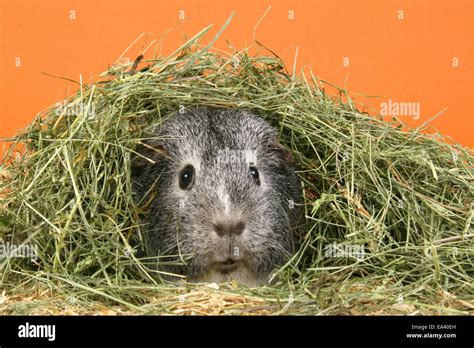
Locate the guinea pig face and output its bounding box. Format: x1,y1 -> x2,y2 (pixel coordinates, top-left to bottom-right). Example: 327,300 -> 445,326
134,107 -> 301,286
168,145 -> 292,286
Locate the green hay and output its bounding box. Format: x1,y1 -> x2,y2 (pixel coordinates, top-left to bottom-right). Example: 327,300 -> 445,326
0,22 -> 473,315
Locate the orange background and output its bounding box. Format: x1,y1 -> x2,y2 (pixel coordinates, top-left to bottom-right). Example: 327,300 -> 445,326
0,0 -> 472,148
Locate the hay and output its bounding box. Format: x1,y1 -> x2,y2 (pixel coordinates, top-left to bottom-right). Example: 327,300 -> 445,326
0,22 -> 473,315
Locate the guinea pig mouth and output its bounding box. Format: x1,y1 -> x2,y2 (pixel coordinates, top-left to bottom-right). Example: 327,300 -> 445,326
213,259 -> 240,273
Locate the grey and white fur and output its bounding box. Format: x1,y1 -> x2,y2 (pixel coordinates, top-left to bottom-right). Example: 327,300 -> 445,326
132,106 -> 303,286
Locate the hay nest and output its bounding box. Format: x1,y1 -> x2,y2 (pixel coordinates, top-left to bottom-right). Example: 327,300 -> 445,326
0,24 -> 473,315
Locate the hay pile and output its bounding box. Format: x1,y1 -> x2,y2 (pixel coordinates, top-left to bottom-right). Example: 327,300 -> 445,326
0,24 -> 473,315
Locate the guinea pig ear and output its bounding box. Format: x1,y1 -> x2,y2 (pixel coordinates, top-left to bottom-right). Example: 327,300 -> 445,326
131,139 -> 169,170
267,138 -> 296,170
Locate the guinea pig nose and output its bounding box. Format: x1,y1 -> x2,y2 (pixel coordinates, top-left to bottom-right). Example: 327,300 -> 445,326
213,220 -> 246,236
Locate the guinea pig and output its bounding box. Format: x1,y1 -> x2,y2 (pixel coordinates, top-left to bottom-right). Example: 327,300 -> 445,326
132,106 -> 303,286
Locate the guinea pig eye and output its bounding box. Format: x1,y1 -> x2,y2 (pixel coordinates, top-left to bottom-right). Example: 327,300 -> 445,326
249,165 -> 260,186
179,165 -> 195,190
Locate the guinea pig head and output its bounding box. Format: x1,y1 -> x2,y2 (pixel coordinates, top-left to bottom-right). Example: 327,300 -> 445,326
132,107 -> 303,286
